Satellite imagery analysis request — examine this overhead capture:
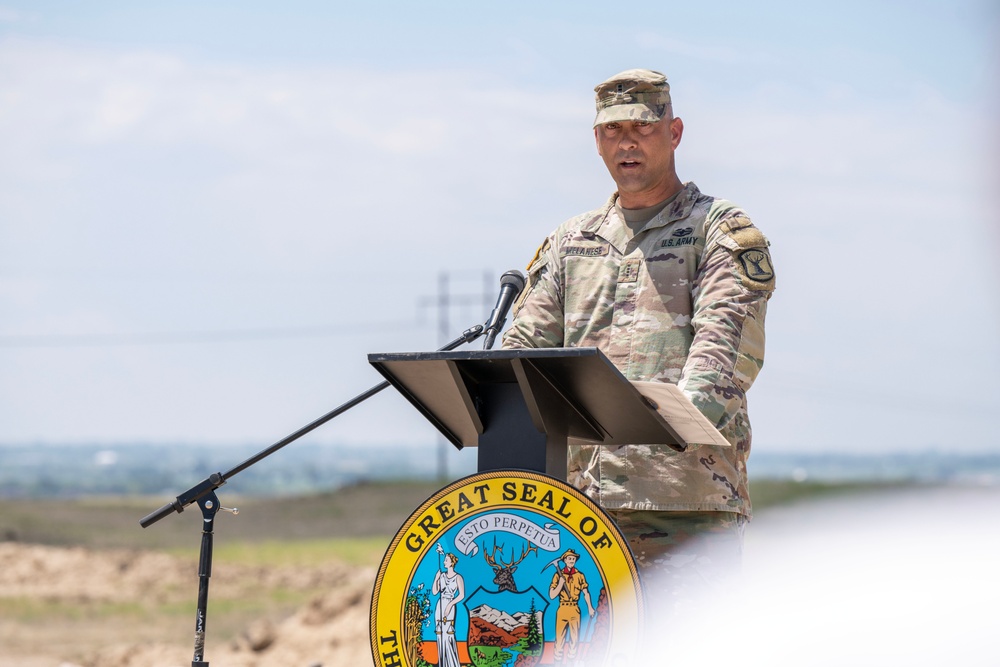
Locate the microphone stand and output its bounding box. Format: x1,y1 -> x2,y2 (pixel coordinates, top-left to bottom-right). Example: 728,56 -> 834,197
139,323 -> 485,667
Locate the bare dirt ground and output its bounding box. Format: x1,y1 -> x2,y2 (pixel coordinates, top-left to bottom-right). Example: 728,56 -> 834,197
0,482 -> 449,667
0,480 -> 897,666
0,542 -> 375,667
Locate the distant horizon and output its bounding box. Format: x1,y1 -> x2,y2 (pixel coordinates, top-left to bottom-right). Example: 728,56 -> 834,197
2,439 -> 997,501
1,439 -> 997,457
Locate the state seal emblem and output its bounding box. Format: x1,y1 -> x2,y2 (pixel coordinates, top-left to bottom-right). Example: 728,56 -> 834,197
370,470 -> 643,666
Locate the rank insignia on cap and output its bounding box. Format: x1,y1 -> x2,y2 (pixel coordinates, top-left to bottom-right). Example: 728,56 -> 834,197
738,249 -> 774,282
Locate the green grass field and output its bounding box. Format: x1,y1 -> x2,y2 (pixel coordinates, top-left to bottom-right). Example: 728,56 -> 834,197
0,478 -> 905,562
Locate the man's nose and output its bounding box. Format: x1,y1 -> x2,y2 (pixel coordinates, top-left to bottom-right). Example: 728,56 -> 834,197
618,126 -> 638,149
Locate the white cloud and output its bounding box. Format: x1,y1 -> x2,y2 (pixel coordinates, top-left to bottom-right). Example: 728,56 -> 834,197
0,6 -> 25,23
0,35 -> 996,449
0,37 -> 599,279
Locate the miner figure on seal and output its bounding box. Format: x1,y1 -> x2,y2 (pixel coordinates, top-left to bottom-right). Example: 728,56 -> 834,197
548,549 -> 595,663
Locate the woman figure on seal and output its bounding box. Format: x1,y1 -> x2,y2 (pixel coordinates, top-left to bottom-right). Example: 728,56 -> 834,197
432,546 -> 465,667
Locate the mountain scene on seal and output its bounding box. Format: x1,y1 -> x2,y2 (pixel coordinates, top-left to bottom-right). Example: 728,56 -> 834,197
468,603 -> 542,646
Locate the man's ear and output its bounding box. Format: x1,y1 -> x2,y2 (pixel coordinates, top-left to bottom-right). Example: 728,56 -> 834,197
671,117 -> 684,149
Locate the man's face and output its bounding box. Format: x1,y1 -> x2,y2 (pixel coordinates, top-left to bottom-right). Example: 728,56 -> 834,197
594,116 -> 683,207
564,555 -> 578,568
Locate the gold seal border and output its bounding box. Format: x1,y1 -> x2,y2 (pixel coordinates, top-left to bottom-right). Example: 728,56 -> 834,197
369,469 -> 644,666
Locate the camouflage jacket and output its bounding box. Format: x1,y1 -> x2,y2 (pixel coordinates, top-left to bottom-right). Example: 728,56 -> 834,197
502,182 -> 775,517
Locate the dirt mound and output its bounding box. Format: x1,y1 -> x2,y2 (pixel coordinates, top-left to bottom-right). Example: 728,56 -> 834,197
72,581 -> 374,667
0,542 -> 377,667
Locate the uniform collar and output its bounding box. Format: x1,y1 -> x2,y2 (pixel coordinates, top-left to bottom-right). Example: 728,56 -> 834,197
582,182 -> 701,252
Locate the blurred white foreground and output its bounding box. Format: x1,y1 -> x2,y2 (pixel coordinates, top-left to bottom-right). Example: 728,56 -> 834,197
657,485 -> 999,666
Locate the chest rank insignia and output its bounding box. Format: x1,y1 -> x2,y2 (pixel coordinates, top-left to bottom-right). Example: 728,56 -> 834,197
738,248 -> 775,282
618,258 -> 641,283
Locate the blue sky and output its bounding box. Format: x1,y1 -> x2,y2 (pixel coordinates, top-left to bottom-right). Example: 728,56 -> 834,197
1,1 -> 998,455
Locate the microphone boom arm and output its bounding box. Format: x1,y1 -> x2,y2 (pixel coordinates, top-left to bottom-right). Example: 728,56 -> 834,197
139,323 -> 486,529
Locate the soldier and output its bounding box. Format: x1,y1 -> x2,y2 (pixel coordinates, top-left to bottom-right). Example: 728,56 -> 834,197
548,549 -> 595,664
502,69 -> 775,622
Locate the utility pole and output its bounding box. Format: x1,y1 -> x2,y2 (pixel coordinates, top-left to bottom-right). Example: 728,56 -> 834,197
421,270 -> 494,482
436,271 -> 449,484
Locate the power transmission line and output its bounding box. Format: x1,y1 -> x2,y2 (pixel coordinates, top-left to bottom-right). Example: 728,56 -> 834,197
0,320 -> 420,348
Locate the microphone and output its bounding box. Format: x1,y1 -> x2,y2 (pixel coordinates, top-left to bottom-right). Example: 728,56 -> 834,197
483,269 -> 526,350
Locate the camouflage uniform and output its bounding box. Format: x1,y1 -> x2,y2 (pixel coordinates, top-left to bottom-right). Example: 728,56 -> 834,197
501,182 -> 775,518
502,70 -> 774,625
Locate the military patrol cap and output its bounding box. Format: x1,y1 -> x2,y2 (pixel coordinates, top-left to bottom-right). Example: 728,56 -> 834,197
593,69 -> 672,127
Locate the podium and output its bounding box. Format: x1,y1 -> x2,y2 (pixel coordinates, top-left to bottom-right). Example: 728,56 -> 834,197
368,348 -> 690,665
368,347 -> 687,480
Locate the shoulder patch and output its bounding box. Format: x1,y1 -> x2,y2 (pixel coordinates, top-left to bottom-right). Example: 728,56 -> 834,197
737,248 -> 775,284
526,238 -> 550,274
716,218 -> 775,292
514,238 -> 551,317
